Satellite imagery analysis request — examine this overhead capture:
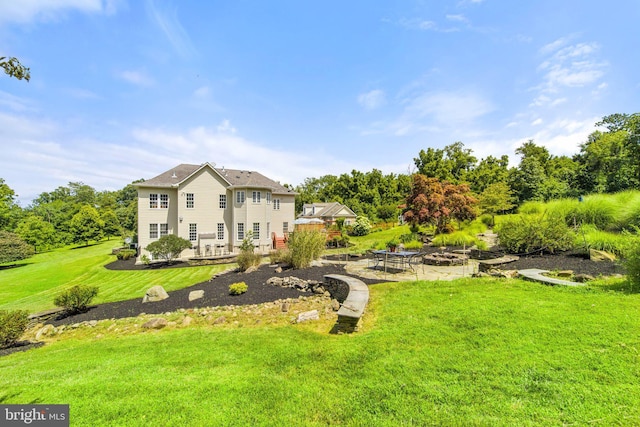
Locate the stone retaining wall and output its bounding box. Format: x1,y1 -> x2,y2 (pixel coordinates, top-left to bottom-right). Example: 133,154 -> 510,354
323,274 -> 369,334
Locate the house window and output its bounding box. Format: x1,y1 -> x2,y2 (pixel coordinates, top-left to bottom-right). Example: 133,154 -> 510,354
252,191 -> 261,203
149,223 -> 158,239
217,223 -> 224,240
186,193 -> 194,208
160,223 -> 169,237
237,223 -> 245,240
253,223 -> 260,240
266,192 -> 271,204
273,199 -> 280,210
149,194 -> 158,209
236,191 -> 245,204
219,194 -> 226,209
283,222 -> 289,234
267,222 -> 270,237
189,223 -> 197,241
160,194 -> 169,209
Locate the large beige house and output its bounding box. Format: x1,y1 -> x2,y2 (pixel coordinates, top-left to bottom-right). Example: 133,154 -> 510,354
135,163 -> 296,262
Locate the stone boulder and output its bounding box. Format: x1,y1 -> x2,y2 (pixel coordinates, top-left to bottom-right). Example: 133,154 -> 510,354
142,318 -> 167,329
590,249 -> 616,262
188,290 -> 204,301
296,310 -> 319,323
142,285 -> 169,303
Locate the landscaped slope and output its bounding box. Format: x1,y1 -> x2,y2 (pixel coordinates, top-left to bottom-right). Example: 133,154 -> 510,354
1,278 -> 638,425
0,241 -> 229,312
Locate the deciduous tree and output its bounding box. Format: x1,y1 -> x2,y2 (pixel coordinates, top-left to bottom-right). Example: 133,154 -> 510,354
0,231 -> 34,264
478,182 -> 515,226
15,215 -> 56,252
0,57 -> 30,81
403,175 -> 477,234
70,205 -> 104,246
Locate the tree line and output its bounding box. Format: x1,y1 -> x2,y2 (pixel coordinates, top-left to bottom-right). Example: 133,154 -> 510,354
0,112 -> 638,262
296,113 -> 640,223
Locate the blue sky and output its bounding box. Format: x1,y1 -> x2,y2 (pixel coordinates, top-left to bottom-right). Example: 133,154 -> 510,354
1,0 -> 639,204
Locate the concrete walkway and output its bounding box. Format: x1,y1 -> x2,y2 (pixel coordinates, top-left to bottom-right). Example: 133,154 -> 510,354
517,268 -> 583,287
324,258 -> 582,286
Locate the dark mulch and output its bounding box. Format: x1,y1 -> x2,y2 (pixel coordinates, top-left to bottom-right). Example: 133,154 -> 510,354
505,250 -> 625,277
0,341 -> 45,358
104,258 -> 193,271
49,263 -> 385,326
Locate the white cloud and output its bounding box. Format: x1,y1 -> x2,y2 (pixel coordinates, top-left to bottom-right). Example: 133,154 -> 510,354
446,14 -> 469,23
357,89 -> 386,110
529,117 -> 599,157
0,109 -> 359,203
145,0 -> 197,58
193,86 -> 210,99
0,0 -> 115,24
404,90 -> 493,124
117,70 -> 154,86
531,118 -> 543,126
537,39 -> 607,92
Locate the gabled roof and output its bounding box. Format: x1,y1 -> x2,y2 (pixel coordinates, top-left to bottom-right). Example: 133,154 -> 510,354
135,163 -> 296,195
299,202 -> 357,218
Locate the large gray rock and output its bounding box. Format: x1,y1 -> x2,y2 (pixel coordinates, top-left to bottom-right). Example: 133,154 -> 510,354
142,318 -> 167,329
296,310 -> 319,323
142,285 -> 169,303
188,290 -> 204,301
590,249 -> 616,262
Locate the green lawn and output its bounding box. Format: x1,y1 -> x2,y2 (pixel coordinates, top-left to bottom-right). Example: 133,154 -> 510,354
1,278 -> 638,426
0,241 -> 231,313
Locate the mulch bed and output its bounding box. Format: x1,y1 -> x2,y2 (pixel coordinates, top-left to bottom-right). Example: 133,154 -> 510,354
49,263 -> 385,326
506,251 -> 625,277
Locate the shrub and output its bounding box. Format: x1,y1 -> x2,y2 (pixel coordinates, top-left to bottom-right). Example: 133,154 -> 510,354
145,235 -> 192,264
351,216 -> 372,236
54,285 -> 99,314
576,224 -> 628,255
0,310 -> 29,348
403,240 -> 423,251
116,249 -> 137,260
518,201 -> 545,215
431,231 -> 477,247
229,282 -> 248,295
0,231 -> 34,264
237,251 -> 262,271
269,249 -> 289,264
623,231 -> 640,288
236,232 -> 262,272
141,254 -> 151,265
479,214 -> 493,227
287,230 -> 325,269
495,213 -> 575,254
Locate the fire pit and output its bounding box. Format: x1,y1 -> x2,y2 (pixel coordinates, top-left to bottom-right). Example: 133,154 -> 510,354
422,252 -> 469,266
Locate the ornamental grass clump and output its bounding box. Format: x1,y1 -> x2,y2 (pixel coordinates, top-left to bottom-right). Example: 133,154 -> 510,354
229,282 -> 248,295
495,213 -> 575,254
54,285 -> 99,314
286,230 -> 325,269
0,309 -> 29,349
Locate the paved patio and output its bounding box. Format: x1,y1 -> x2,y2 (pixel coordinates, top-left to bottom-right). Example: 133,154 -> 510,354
323,256 -> 481,282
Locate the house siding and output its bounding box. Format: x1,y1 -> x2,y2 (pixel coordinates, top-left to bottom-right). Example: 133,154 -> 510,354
136,163 -> 296,262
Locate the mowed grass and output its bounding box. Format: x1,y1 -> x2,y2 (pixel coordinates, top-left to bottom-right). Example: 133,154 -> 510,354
0,241 -> 230,313
1,278 -> 638,425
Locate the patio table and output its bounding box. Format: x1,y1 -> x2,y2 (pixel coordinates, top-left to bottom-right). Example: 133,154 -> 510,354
372,250 -> 422,272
